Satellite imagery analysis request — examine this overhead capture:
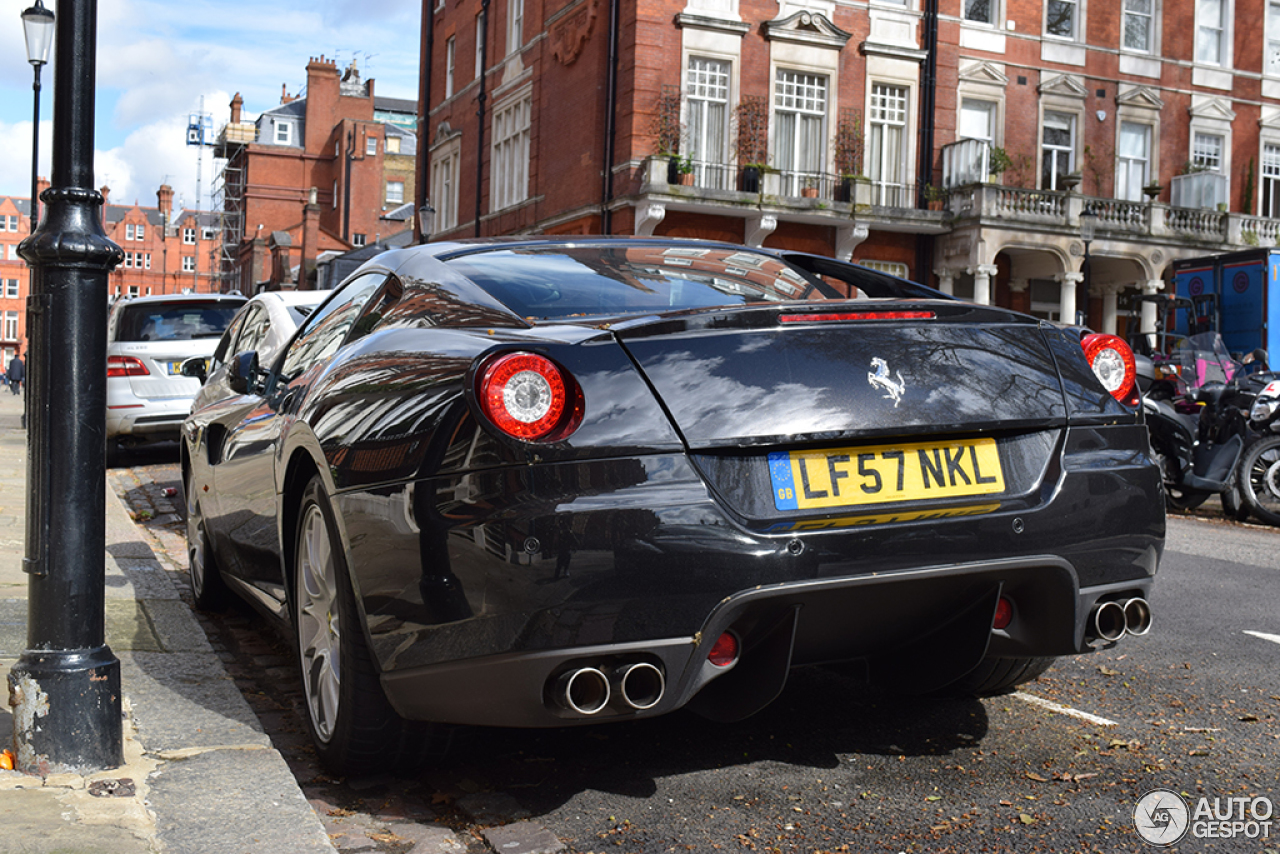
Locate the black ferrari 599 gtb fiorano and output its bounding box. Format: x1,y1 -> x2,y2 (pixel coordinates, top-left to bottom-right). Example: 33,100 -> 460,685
182,237 -> 1164,774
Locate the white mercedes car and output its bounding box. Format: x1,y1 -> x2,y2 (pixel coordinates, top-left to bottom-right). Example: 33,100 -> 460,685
106,292 -> 246,452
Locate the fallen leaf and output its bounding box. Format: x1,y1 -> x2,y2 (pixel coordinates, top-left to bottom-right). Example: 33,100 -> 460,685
1019,814 -> 1037,824
925,796 -> 942,802
1239,714 -> 1259,722
1025,772 -> 1048,782
1098,667 -> 1120,676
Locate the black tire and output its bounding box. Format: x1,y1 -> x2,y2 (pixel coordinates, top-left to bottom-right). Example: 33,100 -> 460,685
1165,489 -> 1209,512
293,476 -> 430,776
1221,471 -> 1251,522
185,469 -> 230,610
948,656 -> 1055,697
1221,483 -> 1249,521
1237,436 -> 1280,527
1149,437 -> 1209,512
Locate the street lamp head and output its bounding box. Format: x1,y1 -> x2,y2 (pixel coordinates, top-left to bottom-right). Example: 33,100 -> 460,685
418,201 -> 436,242
1079,207 -> 1097,244
21,0 -> 55,68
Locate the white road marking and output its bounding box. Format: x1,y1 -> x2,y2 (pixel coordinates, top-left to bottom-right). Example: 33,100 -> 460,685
1013,692 -> 1117,727
1244,630 -> 1280,645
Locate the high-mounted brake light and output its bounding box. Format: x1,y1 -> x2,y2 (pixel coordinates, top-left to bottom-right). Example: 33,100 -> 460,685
107,355 -> 149,377
477,352 -> 581,441
1081,333 -> 1138,406
779,310 -> 936,323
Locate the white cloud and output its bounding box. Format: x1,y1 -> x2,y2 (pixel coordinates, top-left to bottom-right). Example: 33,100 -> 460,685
0,0 -> 421,203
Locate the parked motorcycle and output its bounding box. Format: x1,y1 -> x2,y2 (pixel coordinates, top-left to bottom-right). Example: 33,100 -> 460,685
1234,376 -> 1280,526
1137,333 -> 1258,512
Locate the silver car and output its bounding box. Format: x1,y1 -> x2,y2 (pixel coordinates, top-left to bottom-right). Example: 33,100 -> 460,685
106,293 -> 246,449
189,290 -> 329,412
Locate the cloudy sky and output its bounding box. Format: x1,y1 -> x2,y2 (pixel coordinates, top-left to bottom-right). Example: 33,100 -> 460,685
0,0 -> 421,215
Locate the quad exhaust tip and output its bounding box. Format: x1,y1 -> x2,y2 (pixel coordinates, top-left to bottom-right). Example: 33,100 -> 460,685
1092,600 -> 1128,642
554,667 -> 610,715
1123,597 -> 1152,636
552,661 -> 667,716
613,662 -> 665,711
1090,597 -> 1152,642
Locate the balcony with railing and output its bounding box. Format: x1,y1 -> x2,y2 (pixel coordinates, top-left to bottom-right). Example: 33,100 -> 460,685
644,155 -> 928,211
939,139 -> 1279,251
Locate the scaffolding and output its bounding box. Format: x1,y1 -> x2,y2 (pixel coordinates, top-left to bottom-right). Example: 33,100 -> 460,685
212,121 -> 255,293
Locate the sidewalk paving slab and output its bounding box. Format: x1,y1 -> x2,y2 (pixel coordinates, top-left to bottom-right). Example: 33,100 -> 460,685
0,390 -> 339,854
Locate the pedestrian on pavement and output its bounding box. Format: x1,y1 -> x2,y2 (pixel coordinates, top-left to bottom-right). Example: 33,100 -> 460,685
8,349 -> 24,396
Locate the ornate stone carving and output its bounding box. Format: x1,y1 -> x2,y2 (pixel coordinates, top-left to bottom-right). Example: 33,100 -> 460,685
551,0 -> 600,67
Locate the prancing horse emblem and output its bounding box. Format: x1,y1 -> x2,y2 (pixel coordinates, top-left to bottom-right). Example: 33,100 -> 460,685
868,357 -> 906,407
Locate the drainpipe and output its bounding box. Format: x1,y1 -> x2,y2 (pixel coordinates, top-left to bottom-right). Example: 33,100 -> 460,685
417,2 -> 433,243
916,0 -> 938,282
601,0 -> 620,234
475,0 -> 490,237
344,127 -> 354,243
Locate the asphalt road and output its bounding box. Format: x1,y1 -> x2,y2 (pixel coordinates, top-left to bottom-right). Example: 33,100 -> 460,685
110,446 -> 1280,854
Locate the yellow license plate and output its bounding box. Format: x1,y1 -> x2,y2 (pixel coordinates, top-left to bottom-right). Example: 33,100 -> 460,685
768,438 -> 1005,511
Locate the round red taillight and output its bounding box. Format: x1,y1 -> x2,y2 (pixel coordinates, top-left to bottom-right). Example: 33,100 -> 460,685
478,352 -> 579,441
1081,333 -> 1137,406
992,596 -> 1014,630
708,632 -> 739,668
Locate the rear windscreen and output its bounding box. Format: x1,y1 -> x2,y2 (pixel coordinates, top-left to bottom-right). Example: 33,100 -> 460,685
115,301 -> 243,342
446,245 -> 835,321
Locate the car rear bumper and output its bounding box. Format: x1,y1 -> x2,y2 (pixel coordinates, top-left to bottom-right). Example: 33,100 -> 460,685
105,394 -> 195,441
378,559 -> 1154,727
335,423 -> 1163,726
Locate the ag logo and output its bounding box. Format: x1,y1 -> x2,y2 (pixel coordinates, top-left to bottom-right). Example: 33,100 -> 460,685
1134,789 -> 1190,846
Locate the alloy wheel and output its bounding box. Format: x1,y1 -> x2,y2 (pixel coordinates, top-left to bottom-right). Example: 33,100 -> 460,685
297,503 -> 342,744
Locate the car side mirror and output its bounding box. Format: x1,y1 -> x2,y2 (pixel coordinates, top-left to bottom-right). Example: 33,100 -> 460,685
179,357 -> 208,383
229,351 -> 260,395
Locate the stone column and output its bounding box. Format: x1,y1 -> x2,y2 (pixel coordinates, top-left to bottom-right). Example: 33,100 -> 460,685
1058,271 -> 1083,325
934,268 -> 955,296
1100,283 -> 1123,335
968,263 -> 998,305
1141,279 -> 1165,347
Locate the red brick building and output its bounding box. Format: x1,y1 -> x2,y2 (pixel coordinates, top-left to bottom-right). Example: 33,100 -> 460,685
214,57 -> 418,293
0,195 -> 34,366
102,184 -> 222,299
418,0 -> 1280,337
0,183 -> 222,362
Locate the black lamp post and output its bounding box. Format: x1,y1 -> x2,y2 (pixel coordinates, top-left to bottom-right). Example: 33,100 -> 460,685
12,0 -> 124,774
1079,207 -> 1097,327
21,0 -> 54,233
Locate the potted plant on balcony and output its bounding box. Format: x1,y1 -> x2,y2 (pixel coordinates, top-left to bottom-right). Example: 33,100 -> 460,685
735,95 -> 770,193
801,177 -> 820,198
676,155 -> 695,186
988,145 -> 1012,182
650,84 -> 684,184
1143,181 -> 1163,201
833,109 -> 864,202
924,183 -> 947,211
